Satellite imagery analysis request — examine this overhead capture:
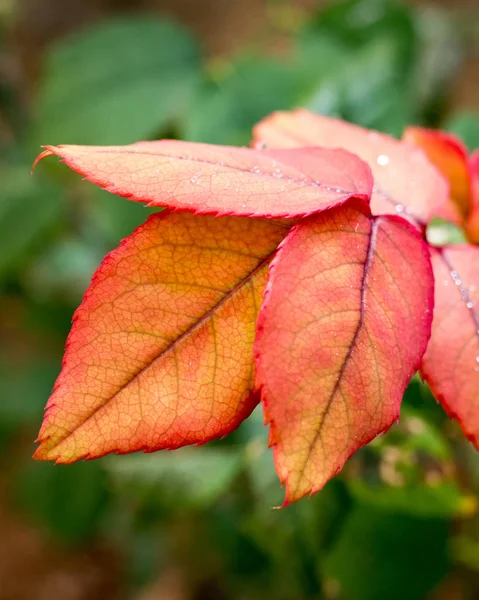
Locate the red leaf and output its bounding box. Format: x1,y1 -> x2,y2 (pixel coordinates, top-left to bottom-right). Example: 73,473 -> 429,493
421,245 -> 479,447
35,211 -> 288,463
253,110 -> 449,225
255,199 -> 434,504
466,151 -> 479,244
34,141 -> 372,219
402,126 -> 471,221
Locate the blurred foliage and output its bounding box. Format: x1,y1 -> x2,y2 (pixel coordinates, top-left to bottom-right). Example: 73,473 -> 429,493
34,18 -> 201,146
1,0 -> 479,598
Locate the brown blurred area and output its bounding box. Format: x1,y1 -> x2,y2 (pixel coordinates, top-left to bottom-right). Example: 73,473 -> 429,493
5,0 -> 479,109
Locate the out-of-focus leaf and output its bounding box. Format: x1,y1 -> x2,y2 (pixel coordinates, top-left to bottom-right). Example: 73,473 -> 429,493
24,237 -> 103,302
338,36 -> 416,135
0,164 -> 63,280
307,0 -> 416,72
15,460 -> 109,544
401,410 -> 452,461
367,406 -> 452,462
451,535 -> 479,572
105,448 -> 243,509
86,186 -> 160,245
427,218 -> 467,247
446,112 -> 479,152
323,505 -> 450,600
295,35 -> 350,94
183,58 -> 306,146
300,0 -> 418,135
304,37 -> 415,136
35,18 -> 201,145
414,8 -> 462,109
348,479 -> 475,519
0,359 -> 58,435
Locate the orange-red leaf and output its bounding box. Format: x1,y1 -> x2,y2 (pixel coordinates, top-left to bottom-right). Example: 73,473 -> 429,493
421,245 -> 479,447
255,200 -> 434,504
35,211 -> 288,463
403,126 -> 471,221
35,141 -> 372,219
253,110 -> 449,225
466,151 -> 479,244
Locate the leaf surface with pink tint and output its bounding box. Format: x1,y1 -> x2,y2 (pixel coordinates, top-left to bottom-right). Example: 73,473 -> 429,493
255,200 -> 434,504
35,211 -> 287,463
421,245 -> 479,447
35,140 -> 372,218
253,110 -> 449,225
402,127 -> 471,220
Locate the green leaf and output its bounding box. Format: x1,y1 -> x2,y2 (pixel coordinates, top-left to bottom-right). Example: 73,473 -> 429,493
306,0 -> 417,78
0,358 -> 58,440
105,448 -> 242,509
348,479 -> 474,519
34,17 -> 201,145
86,185 -> 160,245
0,164 -> 63,281
24,237 -> 103,302
299,0 -> 418,135
337,36 -> 416,135
15,460 -> 110,544
414,8 -> 462,109
323,506 -> 450,600
445,112 -> 479,152
183,57 -> 305,145
427,218 -> 467,247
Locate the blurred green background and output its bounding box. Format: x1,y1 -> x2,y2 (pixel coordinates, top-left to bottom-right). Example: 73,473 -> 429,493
1,0 -> 479,598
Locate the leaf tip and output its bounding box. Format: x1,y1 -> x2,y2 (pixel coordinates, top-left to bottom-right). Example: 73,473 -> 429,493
31,146 -> 59,174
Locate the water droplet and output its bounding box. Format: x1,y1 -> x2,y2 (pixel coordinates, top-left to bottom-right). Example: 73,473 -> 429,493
190,171 -> 202,185
475,356 -> 479,363
395,204 -> 404,213
450,270 -> 462,286
377,154 -> 389,166
467,301 -> 474,309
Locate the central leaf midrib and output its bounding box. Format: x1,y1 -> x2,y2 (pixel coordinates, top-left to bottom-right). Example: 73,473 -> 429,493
49,250 -> 277,449
293,218 -> 378,489
71,147 -> 358,196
